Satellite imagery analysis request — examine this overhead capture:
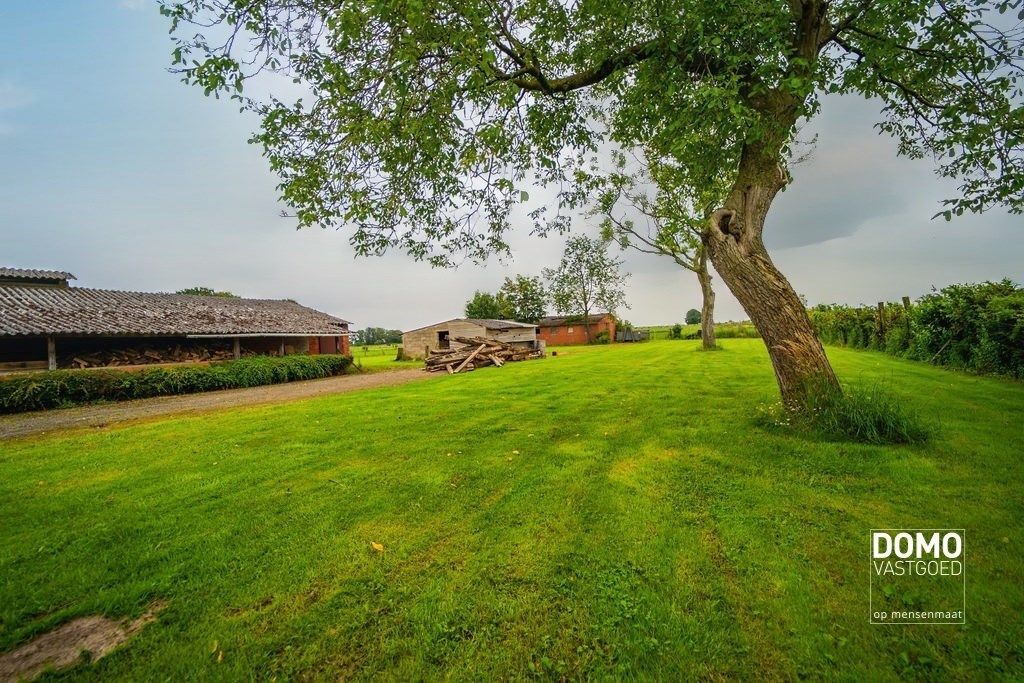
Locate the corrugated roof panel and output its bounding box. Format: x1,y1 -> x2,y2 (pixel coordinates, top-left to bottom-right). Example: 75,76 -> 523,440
0,267 -> 76,281
0,286 -> 350,337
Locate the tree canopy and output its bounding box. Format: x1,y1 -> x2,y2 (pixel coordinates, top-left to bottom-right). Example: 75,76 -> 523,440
543,235 -> 629,335
164,0 -> 1024,264
464,290 -> 505,319
496,275 -> 547,323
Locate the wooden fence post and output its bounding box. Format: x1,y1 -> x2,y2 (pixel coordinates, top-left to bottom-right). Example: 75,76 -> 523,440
900,296 -> 913,342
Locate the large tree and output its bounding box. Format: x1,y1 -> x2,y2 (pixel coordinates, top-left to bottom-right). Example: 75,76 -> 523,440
543,235 -> 629,343
497,275 -> 547,323
163,0 -> 1024,405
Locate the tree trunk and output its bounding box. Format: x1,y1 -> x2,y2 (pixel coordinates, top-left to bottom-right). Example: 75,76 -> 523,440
706,143 -> 838,406
696,249 -> 716,350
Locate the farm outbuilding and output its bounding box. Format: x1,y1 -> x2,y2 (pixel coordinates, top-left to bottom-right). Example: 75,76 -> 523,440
0,267 -> 351,371
401,318 -> 540,359
537,313 -> 616,346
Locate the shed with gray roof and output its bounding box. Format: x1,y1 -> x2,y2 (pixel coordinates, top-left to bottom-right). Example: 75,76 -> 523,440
401,318 -> 539,359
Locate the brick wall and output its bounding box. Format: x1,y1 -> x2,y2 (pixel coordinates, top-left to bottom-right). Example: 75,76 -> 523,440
537,317 -> 616,346
310,335 -> 350,355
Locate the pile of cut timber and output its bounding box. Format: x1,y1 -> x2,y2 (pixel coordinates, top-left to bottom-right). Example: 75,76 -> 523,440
62,344 -> 242,369
424,336 -> 543,374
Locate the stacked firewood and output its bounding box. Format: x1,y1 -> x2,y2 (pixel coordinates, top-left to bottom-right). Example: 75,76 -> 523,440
63,344 -> 242,369
424,336 -> 543,374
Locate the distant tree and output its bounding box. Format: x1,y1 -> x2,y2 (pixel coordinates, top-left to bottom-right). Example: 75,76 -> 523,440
596,150 -> 720,350
354,327 -> 403,346
176,286 -> 239,298
543,236 -> 629,343
496,275 -> 547,324
464,291 -> 504,320
685,309 -> 701,325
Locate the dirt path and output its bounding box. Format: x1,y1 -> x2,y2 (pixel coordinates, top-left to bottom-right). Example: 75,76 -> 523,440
0,369 -> 433,441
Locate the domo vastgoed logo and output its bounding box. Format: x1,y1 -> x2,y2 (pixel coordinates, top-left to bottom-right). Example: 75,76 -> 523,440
869,529 -> 965,624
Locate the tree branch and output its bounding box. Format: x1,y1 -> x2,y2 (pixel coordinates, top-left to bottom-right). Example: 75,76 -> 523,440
833,36 -> 941,115
820,0 -> 875,48
490,40 -> 666,93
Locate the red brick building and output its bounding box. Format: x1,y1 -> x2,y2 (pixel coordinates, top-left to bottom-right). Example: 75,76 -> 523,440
537,313 -> 616,346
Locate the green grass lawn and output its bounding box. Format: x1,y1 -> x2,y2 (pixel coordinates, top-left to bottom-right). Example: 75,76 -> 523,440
1,340 -> 1022,679
351,344 -> 421,372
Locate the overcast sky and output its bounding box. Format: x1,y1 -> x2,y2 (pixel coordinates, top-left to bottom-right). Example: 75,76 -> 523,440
1,3 -> 1021,331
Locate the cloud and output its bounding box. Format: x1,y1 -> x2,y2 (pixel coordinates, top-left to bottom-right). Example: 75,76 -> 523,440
765,95 -> 931,250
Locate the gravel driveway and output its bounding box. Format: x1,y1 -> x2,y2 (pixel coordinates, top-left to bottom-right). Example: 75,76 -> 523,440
0,369 -> 433,440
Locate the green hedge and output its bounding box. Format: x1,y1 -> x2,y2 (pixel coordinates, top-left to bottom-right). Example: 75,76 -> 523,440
681,322 -> 761,339
809,279 -> 1024,378
0,354 -> 352,414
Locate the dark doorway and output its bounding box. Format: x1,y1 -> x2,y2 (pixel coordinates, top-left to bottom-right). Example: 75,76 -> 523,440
437,330 -> 450,350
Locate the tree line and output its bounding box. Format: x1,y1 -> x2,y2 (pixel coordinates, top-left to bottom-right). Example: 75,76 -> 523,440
350,328 -> 403,347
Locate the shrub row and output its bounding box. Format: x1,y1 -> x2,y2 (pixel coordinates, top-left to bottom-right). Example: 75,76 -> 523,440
0,354 -> 353,414
809,279 -> 1024,378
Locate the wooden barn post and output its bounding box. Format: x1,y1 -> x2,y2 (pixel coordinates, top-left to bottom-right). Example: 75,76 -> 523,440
47,336 -> 56,370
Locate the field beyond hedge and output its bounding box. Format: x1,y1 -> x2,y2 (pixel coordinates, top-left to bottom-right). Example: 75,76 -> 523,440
1,340 -> 1022,679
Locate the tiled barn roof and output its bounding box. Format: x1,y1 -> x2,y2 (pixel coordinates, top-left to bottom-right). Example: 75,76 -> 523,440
404,318 -> 537,334
0,285 -> 350,337
538,313 -> 613,327
0,267 -> 76,282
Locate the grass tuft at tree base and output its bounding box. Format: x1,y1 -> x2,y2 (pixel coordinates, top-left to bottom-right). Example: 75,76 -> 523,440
755,378 -> 934,444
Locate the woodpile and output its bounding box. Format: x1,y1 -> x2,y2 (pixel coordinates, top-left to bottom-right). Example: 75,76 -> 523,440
424,336 -> 543,374
63,343 -> 242,369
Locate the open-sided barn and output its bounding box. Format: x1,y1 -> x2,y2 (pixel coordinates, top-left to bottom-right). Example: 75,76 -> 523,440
402,318 -> 540,359
0,268 -> 351,371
